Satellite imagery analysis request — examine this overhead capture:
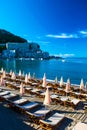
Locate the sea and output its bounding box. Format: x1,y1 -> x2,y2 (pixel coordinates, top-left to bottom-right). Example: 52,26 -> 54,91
0,57 -> 87,86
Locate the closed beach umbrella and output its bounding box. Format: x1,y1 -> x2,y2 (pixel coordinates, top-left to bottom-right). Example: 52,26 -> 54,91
11,72 -> 16,80
0,76 -> 5,86
44,88 -> 51,106
60,76 -> 64,87
28,72 -> 31,80
19,70 -> 22,76
65,78 -> 71,93
2,71 -> 6,78
42,73 -> 47,87
80,79 -> 84,90
55,76 -> 58,84
20,83 -> 25,95
9,70 -> 12,75
67,78 -> 71,87
1,68 -> 4,73
25,74 -> 28,83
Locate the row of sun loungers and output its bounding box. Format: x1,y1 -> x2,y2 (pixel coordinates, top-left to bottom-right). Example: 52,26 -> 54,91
0,89 -> 65,129
5,78 -> 87,102
4,81 -> 82,109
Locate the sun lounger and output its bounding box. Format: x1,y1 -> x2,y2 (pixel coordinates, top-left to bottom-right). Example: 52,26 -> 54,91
31,107 -> 51,123
8,100 -> 39,113
71,99 -> 80,105
71,99 -> 80,109
32,107 -> 50,117
2,93 -> 17,100
13,98 -> 28,105
0,89 -> 2,92
18,102 -> 39,110
26,107 -> 51,124
0,91 -> 10,96
84,106 -> 87,113
39,112 -> 64,130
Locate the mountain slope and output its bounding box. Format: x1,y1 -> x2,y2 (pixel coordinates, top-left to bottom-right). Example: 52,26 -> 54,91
0,29 -> 27,43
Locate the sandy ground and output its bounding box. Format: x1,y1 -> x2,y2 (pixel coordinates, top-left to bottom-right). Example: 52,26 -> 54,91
0,101 -> 35,130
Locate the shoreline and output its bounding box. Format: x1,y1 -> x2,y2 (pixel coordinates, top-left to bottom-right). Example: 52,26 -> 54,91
47,79 -> 80,87
0,70 -> 82,88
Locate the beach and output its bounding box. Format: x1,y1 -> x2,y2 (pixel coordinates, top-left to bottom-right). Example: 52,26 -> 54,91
0,81 -> 87,130
0,69 -> 87,130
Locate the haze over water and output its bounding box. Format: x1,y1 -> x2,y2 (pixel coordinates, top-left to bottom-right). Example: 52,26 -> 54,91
0,58 -> 87,85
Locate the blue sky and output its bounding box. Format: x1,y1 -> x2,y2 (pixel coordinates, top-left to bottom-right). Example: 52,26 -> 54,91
0,0 -> 87,57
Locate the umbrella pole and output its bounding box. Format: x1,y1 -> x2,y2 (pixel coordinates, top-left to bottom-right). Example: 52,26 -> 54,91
45,105 -> 47,110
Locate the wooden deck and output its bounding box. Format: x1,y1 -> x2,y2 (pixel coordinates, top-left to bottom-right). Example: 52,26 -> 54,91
1,86 -> 87,130
0,73 -> 87,130
26,96 -> 87,130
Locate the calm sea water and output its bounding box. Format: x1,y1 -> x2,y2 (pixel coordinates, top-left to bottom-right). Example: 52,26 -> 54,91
0,58 -> 87,85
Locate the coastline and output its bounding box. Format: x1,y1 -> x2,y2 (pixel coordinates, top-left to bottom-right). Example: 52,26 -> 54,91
47,79 -> 80,87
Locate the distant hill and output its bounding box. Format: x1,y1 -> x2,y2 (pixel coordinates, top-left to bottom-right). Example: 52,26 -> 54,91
0,29 -> 27,43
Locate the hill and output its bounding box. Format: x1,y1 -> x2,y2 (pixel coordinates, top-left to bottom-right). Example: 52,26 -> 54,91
0,29 -> 27,43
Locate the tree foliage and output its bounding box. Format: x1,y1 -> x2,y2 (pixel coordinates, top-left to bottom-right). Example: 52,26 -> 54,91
0,29 -> 27,43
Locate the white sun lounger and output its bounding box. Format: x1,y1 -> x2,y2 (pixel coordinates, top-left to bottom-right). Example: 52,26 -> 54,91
33,108 -> 50,117
0,89 -> 2,92
2,93 -> 17,99
71,99 -> 80,105
13,98 -> 28,105
40,113 -> 64,129
0,91 -> 10,96
18,102 -> 39,110
26,107 -> 51,118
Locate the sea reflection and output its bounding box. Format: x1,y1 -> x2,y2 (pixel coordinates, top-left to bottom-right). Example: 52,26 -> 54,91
0,58 -> 87,85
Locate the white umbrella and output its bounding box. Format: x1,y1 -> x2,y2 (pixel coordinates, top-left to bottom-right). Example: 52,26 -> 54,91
28,72 -> 31,80
18,70 -> 22,76
65,78 -> 71,95
55,76 -> 58,84
20,83 -> 25,96
0,76 -> 5,86
9,70 -> 13,75
1,68 -> 4,73
11,72 -> 16,80
43,88 -> 51,107
80,79 -> 84,90
2,71 -> 6,78
42,73 -> 47,87
25,74 -> 28,83
60,76 -> 64,87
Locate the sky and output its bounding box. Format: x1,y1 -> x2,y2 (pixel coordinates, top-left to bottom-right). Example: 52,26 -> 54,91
0,0 -> 87,57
